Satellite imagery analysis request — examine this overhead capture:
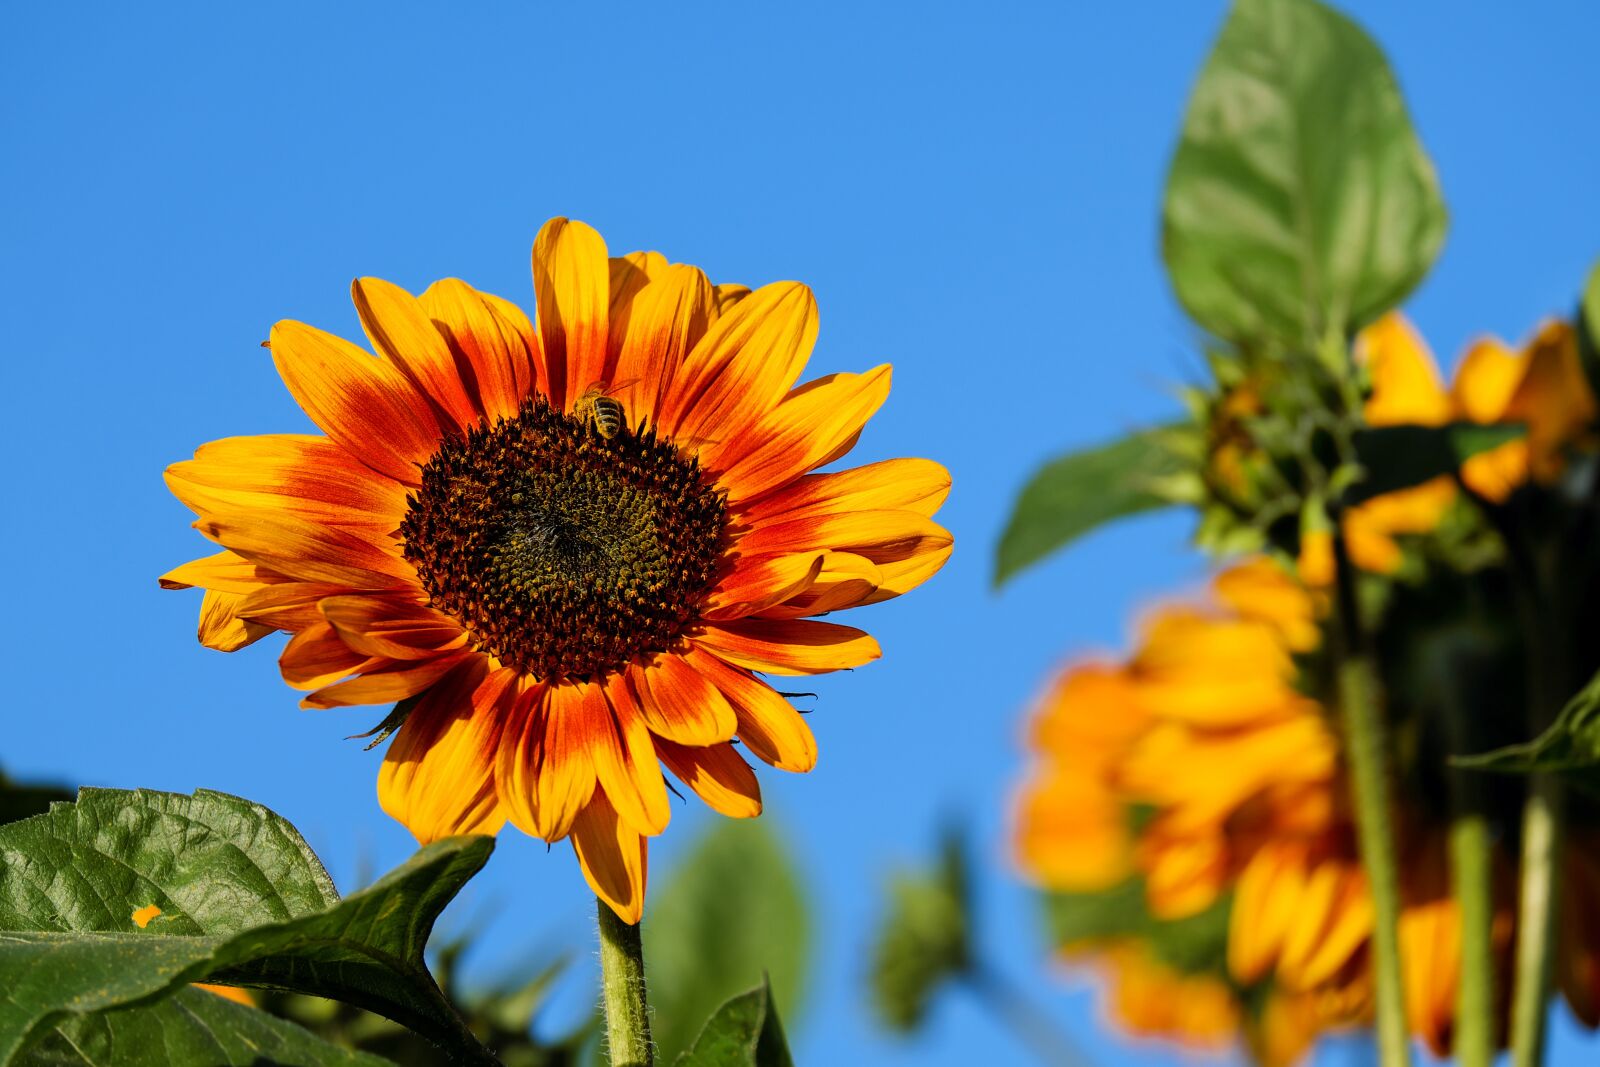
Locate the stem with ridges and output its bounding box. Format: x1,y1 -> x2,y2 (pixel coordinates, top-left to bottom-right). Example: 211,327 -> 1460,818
1330,529 -> 1412,1067
597,899 -> 654,1067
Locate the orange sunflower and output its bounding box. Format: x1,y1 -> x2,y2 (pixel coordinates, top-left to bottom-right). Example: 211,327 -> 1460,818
162,217 -> 952,922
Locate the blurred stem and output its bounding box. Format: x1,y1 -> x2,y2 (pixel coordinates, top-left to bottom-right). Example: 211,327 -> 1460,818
1447,781 -> 1495,1067
597,899 -> 653,1067
966,967 -> 1088,1067
1330,528 -> 1412,1067
1509,569 -> 1567,1067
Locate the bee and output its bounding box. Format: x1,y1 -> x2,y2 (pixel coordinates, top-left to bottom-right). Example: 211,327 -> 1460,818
572,380 -> 633,439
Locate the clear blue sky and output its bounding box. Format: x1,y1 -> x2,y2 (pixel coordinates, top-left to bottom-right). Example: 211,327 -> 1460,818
3,2 -> 1596,1064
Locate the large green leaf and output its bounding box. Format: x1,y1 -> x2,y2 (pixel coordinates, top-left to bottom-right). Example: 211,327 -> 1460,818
643,821 -> 808,1066
995,426 -> 1183,587
1163,0 -> 1447,353
0,788 -> 496,1065
1344,422 -> 1524,505
24,986 -> 390,1067
672,979 -> 793,1067
1455,667 -> 1600,795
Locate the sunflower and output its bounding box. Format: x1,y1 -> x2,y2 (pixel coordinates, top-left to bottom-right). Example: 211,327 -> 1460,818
1014,557 -> 1521,1061
163,217 -> 952,922
1299,312 -> 1596,583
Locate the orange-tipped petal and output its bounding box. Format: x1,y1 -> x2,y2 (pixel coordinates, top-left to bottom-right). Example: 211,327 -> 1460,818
695,618 -> 880,676
680,647 -> 817,772
662,281 -> 818,451
378,660 -> 510,842
655,740 -> 762,818
319,593 -> 468,660
702,553 -> 824,621
630,654 -> 738,746
611,262 -> 715,429
301,651 -> 472,710
419,278 -> 544,422
572,791 -> 647,924
740,457 -> 952,523
198,589 -> 275,652
268,319 -> 445,486
593,674 -> 672,836
532,217 -> 610,410
713,365 -> 892,506
352,277 -> 481,431
497,683 -> 599,841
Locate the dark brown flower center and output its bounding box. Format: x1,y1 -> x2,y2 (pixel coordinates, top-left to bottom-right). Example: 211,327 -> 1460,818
401,398 -> 727,682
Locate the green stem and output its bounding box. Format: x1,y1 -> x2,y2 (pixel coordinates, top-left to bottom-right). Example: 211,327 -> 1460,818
597,899 -> 654,1067
1507,555 -> 1568,1067
1510,774 -> 1563,1067
966,967 -> 1090,1066
1448,797 -> 1496,1067
1330,530 -> 1412,1067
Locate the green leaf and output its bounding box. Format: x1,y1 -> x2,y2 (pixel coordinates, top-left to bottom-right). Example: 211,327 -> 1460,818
995,426 -> 1183,587
1455,667 -> 1600,795
643,820 -> 809,1066
869,829 -> 972,1032
1163,0 -> 1447,353
25,986 -> 392,1067
0,768 -> 71,826
1044,878 -> 1230,976
672,978 -> 793,1067
0,787 -> 496,1065
1577,258 -> 1600,402
1344,422 -> 1523,505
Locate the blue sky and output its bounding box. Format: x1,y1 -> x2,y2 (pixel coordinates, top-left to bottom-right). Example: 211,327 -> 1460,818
3,2 -> 1596,1064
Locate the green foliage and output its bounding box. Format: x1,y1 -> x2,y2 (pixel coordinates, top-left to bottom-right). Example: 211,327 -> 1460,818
0,767 -> 70,826
643,820 -> 809,1066
1044,878 -> 1231,976
1456,667 -> 1600,795
672,978 -> 793,1067
869,830 -> 972,1032
1578,258 -> 1600,402
995,426 -> 1184,586
1163,0 -> 1446,354
0,787 -> 497,1066
1344,423 -> 1525,505
25,986 -> 391,1067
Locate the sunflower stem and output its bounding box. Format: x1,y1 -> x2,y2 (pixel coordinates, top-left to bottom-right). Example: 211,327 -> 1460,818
597,899 -> 654,1067
1448,785 -> 1496,1067
1330,529 -> 1412,1067
1502,528 -> 1571,1067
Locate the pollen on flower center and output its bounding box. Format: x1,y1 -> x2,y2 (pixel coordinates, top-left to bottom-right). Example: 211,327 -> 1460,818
401,398 -> 727,682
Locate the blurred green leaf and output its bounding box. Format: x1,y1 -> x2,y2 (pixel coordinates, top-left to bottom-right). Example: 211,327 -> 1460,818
1578,258 -> 1600,401
1344,422 -> 1523,505
643,820 -> 809,1065
869,830 -> 972,1032
0,767 -> 71,826
995,426 -> 1183,587
1163,0 -> 1446,353
0,787 -> 497,1065
1044,878 -> 1230,975
672,978 -> 793,1067
1455,667 -> 1600,796
25,986 -> 392,1067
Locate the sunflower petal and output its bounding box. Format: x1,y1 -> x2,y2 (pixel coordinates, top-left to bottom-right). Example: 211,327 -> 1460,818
319,593 -> 469,660
378,660 -> 510,842
420,278 -> 544,422
352,277 -> 481,431
655,740 -> 762,818
662,281 -> 818,450
702,553 -> 824,621
532,217 -> 610,410
571,791 -> 647,925
497,683 -> 599,841
678,647 -> 817,772
630,654 -> 738,746
695,618 -> 881,675
279,622 -> 373,690
595,674 -> 672,836
713,365 -> 893,506
611,263 -> 715,429
198,590 -> 275,652
301,651 -> 472,709
268,319 -> 445,486
740,457 -> 952,522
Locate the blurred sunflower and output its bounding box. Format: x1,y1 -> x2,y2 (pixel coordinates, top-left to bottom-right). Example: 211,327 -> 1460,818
1299,313 -> 1595,583
163,217 -> 952,922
